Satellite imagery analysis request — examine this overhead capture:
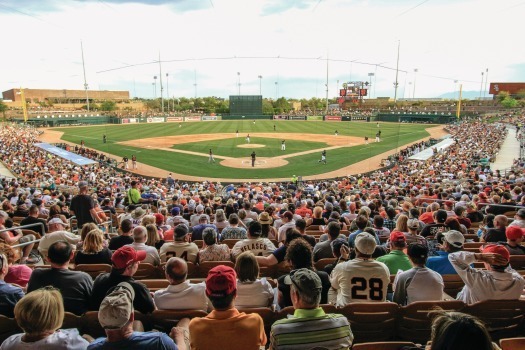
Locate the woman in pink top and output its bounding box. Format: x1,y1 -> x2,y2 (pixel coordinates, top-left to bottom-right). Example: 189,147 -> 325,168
0,243 -> 32,289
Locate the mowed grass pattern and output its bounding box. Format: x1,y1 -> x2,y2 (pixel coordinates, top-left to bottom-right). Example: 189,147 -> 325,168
55,120 -> 431,179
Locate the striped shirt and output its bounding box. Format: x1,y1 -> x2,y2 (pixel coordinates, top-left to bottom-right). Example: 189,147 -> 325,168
270,308 -> 353,350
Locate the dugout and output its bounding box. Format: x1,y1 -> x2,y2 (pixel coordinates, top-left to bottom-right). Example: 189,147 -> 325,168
21,115 -> 112,127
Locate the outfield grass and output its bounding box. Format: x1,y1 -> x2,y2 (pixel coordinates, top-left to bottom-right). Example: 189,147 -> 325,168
55,120 -> 432,179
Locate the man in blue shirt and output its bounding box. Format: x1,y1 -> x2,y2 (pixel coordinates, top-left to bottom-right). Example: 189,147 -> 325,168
0,253 -> 24,318
426,230 -> 465,275
88,282 -> 189,350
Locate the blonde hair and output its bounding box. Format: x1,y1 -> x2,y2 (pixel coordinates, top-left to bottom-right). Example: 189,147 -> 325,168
235,251 -> 259,283
396,214 -> 409,232
80,222 -> 98,241
14,288 -> 64,336
82,229 -> 104,253
312,206 -> 323,218
141,215 -> 155,226
145,224 -> 160,247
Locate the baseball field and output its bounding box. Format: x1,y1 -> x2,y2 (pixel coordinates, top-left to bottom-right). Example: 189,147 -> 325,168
43,120 -> 446,182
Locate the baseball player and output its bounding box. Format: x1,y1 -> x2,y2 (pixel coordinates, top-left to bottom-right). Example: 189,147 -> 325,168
246,134 -> 250,143
318,150 -> 327,164
208,149 -> 215,163
281,140 -> 286,151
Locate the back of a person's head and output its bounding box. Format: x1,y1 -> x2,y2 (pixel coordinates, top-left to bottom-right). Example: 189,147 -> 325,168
373,215 -> 384,228
356,215 -> 368,230
120,219 -> 133,233
248,221 -> 262,237
47,240 -> 72,265
15,288 -> 64,336
202,227 -> 217,246
327,221 -> 341,239
285,229 -> 303,245
295,218 -> 306,231
430,311 -> 493,350
386,207 -> 396,219
235,251 -> 259,283
285,238 -> 313,269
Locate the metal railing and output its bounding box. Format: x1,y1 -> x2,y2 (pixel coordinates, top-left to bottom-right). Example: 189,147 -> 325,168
0,223 -> 45,248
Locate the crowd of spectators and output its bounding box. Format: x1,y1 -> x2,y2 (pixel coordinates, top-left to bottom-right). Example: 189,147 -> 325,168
0,118 -> 523,348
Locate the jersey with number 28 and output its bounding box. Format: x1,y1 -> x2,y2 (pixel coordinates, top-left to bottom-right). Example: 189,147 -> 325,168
330,258 -> 391,307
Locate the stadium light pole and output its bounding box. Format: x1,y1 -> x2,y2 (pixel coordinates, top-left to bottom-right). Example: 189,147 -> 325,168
483,68 -> 489,99
413,68 -> 418,99
393,40 -> 400,103
153,76 -> 157,99
258,75 -> 262,95
275,81 -> 279,100
151,83 -> 155,97
368,73 -> 374,99
479,71 -> 484,100
237,72 -> 241,95
454,80 -> 458,100
166,73 -> 170,112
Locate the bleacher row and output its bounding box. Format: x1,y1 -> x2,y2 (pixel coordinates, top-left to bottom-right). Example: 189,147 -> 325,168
1,299 -> 524,346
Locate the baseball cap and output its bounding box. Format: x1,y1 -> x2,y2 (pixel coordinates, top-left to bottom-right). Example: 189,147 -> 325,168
174,224 -> 190,238
283,268 -> 322,292
407,218 -> 420,229
442,230 -> 465,249
436,210 -> 448,223
482,244 -> 510,264
98,282 -> 135,329
196,204 -> 204,212
331,238 -> 349,253
506,226 -> 524,241
407,243 -> 428,259
199,214 -> 208,221
205,265 -> 237,297
153,213 -> 164,225
444,200 -> 454,207
111,246 -> 146,269
171,207 -> 180,215
355,232 -> 377,255
48,217 -> 66,226
390,230 -> 406,243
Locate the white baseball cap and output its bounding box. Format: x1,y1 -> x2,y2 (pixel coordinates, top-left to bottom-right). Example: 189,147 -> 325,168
355,232 -> 377,255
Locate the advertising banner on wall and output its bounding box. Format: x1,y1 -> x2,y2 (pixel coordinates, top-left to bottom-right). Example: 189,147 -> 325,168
184,116 -> 201,122
147,117 -> 165,123
166,117 -> 183,122
273,115 -> 288,120
202,116 -> 218,121
307,115 -> 323,121
289,116 -> 306,120
325,116 -> 342,121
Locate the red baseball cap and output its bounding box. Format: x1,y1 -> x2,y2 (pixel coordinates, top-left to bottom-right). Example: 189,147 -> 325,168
153,213 -> 164,225
111,246 -> 146,269
482,244 -> 510,263
390,230 -> 406,243
205,265 -> 237,297
506,226 -> 525,241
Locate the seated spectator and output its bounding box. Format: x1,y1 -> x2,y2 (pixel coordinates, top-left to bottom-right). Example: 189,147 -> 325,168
90,246 -> 155,314
501,226 -> 525,255
445,217 -> 467,235
154,257 -> 208,311
449,244 -> 525,303
270,268 -> 353,350
481,214 -> 507,243
421,209 -> 448,237
109,219 -> 134,250
189,266 -> 267,350
330,232 -> 390,306
466,202 -> 484,223
28,240 -> 93,315
198,227 -> 230,263
278,239 -> 330,308
454,206 -> 472,229
509,208 -> 525,228
126,226 -> 160,266
145,224 -> 164,250
0,243 -> 32,289
322,238 -> 351,275
19,204 -> 48,236
277,211 -> 296,243
394,214 -> 409,234
477,213 -> 495,238
377,231 -> 412,274
426,230 -> 466,275
1,288 -> 89,349
348,215 -> 375,247
405,218 -> 428,246
256,229 -> 303,267
307,206 -> 327,226
0,253 -> 24,317
373,215 -> 390,239
191,214 -> 217,241
393,243 -> 444,305
428,311 -> 502,350
0,210 -> 36,264
258,211 -> 277,239
89,282 -> 189,349
48,204 -> 70,230
232,221 -> 276,259
234,251 -> 274,308
212,209 -> 229,231
313,221 -> 340,261
160,225 -> 199,263
220,214 -> 247,241
74,229 -> 113,265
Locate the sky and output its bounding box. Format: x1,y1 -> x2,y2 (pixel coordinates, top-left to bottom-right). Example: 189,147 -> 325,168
1,0 -> 524,100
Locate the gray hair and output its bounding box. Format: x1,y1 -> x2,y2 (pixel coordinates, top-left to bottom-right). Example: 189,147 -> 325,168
202,227 -> 217,246
133,226 -> 147,242
291,283 -> 321,306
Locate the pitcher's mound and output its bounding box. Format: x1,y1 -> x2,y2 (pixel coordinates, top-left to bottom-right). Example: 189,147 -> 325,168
237,144 -> 266,148
221,157 -> 288,169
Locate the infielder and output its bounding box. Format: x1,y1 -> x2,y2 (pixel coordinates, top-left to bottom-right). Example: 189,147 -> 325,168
281,140 -> 286,151
208,149 -> 215,163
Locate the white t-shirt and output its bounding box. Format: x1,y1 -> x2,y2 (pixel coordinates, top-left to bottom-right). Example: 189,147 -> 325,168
126,242 -> 160,266
234,278 -> 274,308
393,267 -> 444,305
0,329 -> 89,350
330,258 -> 390,307
154,280 -> 208,311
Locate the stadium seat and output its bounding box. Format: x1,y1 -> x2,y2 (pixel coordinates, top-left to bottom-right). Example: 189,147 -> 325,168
259,265 -> 276,279
193,240 -> 203,249
499,337 -> 525,350
197,261 -> 234,278
464,300 -> 525,341
62,311 -> 83,330
0,315 -> 21,343
222,239 -> 240,249
134,263 -> 161,279
509,255 -> 525,270
150,309 -> 207,332
397,300 -> 465,343
141,279 -> 170,292
351,342 -> 416,350
238,307 -> 276,338
442,274 -> 465,298
338,302 -> 400,343
314,258 -> 337,271
74,264 -> 112,279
